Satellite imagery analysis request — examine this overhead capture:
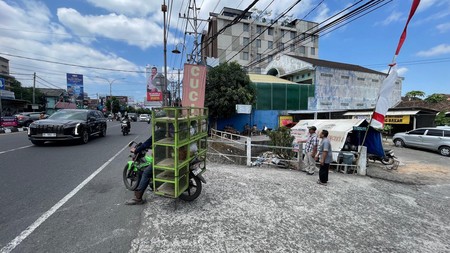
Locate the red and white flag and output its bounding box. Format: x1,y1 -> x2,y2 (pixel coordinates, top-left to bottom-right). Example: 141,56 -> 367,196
370,64 -> 398,129
370,0 -> 420,129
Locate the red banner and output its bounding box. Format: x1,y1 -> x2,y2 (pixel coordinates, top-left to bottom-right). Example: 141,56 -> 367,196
182,64 -> 207,108
147,91 -> 162,101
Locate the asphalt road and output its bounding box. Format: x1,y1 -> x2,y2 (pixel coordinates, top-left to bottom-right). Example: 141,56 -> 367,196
0,121 -> 153,253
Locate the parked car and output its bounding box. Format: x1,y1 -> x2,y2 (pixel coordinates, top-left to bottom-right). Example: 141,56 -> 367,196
15,112 -> 48,127
139,114 -> 150,123
28,109 -> 107,146
393,127 -> 450,156
128,113 -> 138,122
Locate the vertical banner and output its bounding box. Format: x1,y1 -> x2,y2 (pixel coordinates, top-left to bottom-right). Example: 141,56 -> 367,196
181,64 -> 207,108
146,66 -> 162,101
66,73 -> 84,102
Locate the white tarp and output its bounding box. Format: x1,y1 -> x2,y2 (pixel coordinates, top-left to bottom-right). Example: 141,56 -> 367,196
291,119 -> 367,161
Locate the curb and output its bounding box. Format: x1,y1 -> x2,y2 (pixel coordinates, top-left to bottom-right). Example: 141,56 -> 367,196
0,127 -> 28,134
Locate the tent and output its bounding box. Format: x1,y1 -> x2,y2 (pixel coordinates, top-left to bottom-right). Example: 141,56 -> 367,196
290,119 -> 384,161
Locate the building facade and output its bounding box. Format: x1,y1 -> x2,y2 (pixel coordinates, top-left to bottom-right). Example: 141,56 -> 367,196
265,54 -> 403,111
201,7 -> 319,73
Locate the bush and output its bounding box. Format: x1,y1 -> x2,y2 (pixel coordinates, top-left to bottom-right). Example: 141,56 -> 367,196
266,127 -> 295,160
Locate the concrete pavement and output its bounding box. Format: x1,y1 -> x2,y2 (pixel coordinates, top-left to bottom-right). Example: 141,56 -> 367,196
0,127 -> 27,134
130,163 -> 450,252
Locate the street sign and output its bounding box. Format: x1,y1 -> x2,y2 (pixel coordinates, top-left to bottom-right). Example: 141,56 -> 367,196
353,126 -> 367,131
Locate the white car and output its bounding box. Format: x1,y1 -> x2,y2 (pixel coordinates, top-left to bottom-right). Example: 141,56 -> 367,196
139,114 -> 150,123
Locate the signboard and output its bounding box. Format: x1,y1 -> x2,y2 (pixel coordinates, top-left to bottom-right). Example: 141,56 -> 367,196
279,115 -> 293,127
0,78 -> 5,90
385,115 -> 410,124
66,73 -> 84,102
353,126 -> 367,131
236,104 -> 252,114
182,64 -> 207,108
146,66 -> 163,101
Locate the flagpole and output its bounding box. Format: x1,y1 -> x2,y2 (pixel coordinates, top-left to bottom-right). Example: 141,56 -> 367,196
358,0 -> 420,156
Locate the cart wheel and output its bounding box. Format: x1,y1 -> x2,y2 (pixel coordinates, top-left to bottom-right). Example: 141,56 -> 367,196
179,176 -> 202,201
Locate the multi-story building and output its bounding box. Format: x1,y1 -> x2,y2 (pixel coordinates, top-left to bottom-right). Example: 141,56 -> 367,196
201,7 -> 319,73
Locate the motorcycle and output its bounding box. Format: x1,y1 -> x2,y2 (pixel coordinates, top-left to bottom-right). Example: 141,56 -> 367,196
367,149 -> 396,165
123,141 -> 206,201
121,118 -> 130,135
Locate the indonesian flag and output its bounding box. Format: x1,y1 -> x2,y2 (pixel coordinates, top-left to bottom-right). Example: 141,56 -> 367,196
370,64 -> 398,129
370,0 -> 420,129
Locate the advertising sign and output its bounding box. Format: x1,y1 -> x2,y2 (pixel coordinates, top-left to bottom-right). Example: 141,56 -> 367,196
181,64 -> 207,108
66,73 -> 84,101
279,115 -> 293,127
0,78 -> 5,90
146,66 -> 162,101
385,115 -> 410,124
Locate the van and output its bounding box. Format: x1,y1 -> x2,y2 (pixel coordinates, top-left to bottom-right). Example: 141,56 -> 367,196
393,127 -> 450,156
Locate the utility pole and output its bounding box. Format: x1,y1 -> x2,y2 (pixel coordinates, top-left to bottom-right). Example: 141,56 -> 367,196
33,72 -> 36,105
178,0 -> 208,64
162,0 -> 168,106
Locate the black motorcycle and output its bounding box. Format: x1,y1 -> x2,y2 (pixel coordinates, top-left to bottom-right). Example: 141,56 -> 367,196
121,118 -> 130,135
367,149 -> 396,165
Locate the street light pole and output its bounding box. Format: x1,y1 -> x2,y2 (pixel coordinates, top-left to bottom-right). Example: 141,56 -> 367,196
95,77 -> 125,99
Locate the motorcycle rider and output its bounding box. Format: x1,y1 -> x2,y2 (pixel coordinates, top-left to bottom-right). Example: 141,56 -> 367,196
122,114 -> 131,132
125,136 -> 153,205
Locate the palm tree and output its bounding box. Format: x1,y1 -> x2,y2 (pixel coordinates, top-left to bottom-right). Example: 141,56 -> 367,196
405,90 -> 425,101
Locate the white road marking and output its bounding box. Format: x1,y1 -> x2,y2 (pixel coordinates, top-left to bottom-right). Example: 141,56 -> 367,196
0,145 -> 33,155
0,137 -> 138,253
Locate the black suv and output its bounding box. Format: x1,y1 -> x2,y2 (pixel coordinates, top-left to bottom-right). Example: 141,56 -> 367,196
28,109 -> 107,145
128,113 -> 138,122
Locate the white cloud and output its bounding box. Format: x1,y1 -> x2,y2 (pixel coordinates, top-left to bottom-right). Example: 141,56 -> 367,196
56,8 -> 175,50
377,11 -> 402,26
437,22 -> 450,33
85,0 -> 159,17
397,67 -> 408,76
416,44 -> 450,57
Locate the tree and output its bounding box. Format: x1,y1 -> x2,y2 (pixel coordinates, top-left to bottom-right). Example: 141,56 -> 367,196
435,111 -> 450,126
267,126 -> 295,160
205,62 -> 256,121
405,90 -> 425,100
8,78 -> 44,103
425,93 -> 446,103
105,97 -> 120,113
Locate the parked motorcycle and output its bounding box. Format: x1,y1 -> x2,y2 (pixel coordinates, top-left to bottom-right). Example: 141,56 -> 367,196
123,141 -> 206,201
367,149 -> 396,165
121,118 -> 130,135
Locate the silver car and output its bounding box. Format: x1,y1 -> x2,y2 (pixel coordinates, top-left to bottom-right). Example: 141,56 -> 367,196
393,127 -> 450,156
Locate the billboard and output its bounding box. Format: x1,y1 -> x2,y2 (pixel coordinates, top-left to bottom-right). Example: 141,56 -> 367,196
181,64 -> 206,108
146,66 -> 162,101
66,73 -> 84,102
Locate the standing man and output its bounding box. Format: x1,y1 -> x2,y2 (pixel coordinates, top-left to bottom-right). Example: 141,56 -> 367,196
303,126 -> 319,175
147,66 -> 159,92
317,130 -> 333,186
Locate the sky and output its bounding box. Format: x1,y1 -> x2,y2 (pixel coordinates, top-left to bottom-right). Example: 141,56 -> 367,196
1,0 -> 449,104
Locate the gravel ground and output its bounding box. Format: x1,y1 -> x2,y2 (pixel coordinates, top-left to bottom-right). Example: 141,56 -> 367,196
130,163 -> 450,253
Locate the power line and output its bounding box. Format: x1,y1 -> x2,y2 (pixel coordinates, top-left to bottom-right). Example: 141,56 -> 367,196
0,52 -> 145,73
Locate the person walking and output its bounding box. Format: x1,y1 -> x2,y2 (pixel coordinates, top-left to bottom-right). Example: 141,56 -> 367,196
303,126 -> 319,175
317,129 -> 333,186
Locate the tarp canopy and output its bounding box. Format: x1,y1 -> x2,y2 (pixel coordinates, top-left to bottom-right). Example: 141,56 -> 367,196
290,119 -> 384,161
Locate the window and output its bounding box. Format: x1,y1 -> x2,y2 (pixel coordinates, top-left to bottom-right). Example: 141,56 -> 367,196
290,31 -> 296,39
372,79 -> 379,82
281,29 -> 286,37
341,76 -> 350,79
320,73 -> 333,77
444,131 -> 450,137
409,129 -> 426,135
256,25 -> 262,34
277,42 -> 284,50
299,46 -> 306,54
290,44 -> 295,52
357,77 -> 365,81
268,41 -> 273,49
243,23 -> 249,32
268,27 -> 274,35
243,37 -> 249,45
311,47 -> 316,55
257,53 -> 262,61
426,129 -> 443,137
268,55 -> 273,62
243,52 -> 249,60
256,39 -> 261,48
